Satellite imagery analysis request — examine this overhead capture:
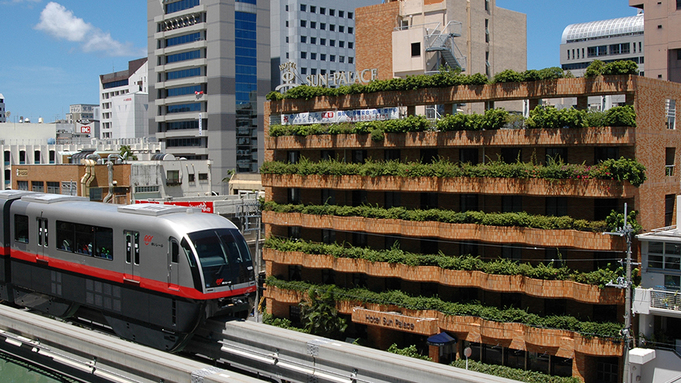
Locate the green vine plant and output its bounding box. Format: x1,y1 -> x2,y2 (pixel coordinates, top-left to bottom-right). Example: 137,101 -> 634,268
261,155 -> 647,187
266,276 -> 624,339
268,105 -> 636,138
264,237 -> 628,288
266,60 -> 637,101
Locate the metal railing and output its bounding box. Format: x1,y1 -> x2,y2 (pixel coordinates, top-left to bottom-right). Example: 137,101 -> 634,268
650,289 -> 681,311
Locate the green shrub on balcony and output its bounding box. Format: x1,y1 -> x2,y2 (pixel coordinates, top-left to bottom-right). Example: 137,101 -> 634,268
261,156 -> 647,187
262,200 -> 615,232
266,61 -> 635,101
264,237 -> 627,288
268,104 -> 636,137
265,277 -> 623,339
450,360 -> 581,383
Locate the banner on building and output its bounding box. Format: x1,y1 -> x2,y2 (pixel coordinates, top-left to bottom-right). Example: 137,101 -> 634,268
135,200 -> 214,214
281,107 -> 400,126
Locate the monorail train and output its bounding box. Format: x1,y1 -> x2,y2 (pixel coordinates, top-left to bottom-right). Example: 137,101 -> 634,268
0,190 -> 256,351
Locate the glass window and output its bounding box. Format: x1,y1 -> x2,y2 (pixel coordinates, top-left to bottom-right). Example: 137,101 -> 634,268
339,10 -> 344,17
300,20 -> 306,27
300,4 -> 306,11
348,11 -> 353,19
320,7 -> 326,15
320,23 -> 326,30
14,215 -> 28,243
189,228 -> 252,288
310,5 -> 316,12
329,9 -> 335,16
348,27 -> 353,34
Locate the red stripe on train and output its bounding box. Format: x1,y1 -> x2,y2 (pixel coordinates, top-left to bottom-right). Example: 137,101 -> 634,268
9,250 -> 255,300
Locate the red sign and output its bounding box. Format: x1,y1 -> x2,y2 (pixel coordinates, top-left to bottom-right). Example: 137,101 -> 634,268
80,125 -> 91,134
135,200 -> 214,214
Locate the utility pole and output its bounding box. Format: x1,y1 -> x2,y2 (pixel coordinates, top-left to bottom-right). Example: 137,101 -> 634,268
604,203 -> 634,383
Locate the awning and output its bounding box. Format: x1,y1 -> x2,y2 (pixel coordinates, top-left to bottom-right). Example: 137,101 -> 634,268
427,332 -> 456,346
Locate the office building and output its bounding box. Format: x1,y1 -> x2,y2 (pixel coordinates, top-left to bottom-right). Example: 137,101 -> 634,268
99,58 -> 149,139
270,0 -> 381,91
630,0 -> 681,82
560,15 -> 644,78
262,73 -> 681,382
148,0 -> 270,195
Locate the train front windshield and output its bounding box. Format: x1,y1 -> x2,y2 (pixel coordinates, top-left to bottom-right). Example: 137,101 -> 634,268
187,228 -> 253,289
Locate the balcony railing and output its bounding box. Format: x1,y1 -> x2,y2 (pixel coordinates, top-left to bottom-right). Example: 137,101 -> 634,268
651,289 -> 681,311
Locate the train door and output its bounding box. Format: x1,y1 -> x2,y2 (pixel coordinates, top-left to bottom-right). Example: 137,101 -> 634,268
124,230 -> 140,284
168,238 -> 180,290
36,218 -> 48,263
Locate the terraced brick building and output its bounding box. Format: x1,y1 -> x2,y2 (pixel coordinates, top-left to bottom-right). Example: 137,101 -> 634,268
261,75 -> 681,382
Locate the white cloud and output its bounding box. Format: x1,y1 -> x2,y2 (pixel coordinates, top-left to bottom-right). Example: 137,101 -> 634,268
35,2 -> 145,57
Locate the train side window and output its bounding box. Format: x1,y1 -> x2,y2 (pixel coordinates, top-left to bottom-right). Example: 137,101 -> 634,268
57,221 -> 74,252
94,227 -> 113,260
134,233 -> 139,265
14,215 -> 29,243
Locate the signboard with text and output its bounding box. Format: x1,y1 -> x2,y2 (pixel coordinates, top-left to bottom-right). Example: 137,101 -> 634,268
281,107 -> 400,126
135,200 -> 214,214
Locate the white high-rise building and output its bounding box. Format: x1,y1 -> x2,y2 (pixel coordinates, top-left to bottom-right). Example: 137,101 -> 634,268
270,0 -> 381,90
99,58 -> 149,139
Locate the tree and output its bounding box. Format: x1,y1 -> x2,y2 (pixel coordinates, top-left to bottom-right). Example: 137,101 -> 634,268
119,145 -> 137,161
299,286 -> 347,339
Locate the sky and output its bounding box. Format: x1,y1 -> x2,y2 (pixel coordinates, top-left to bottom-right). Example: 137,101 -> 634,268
0,0 -> 641,123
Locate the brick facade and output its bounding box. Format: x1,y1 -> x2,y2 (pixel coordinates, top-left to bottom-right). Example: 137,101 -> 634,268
262,75 -> 681,382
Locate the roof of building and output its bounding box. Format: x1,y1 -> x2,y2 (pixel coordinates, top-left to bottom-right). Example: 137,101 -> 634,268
561,14 -> 643,44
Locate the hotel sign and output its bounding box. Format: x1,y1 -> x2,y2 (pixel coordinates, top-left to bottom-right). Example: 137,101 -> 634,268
281,107 -> 400,125
276,62 -> 379,93
352,308 -> 438,335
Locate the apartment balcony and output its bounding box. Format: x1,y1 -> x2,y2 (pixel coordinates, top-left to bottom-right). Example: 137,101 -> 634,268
265,126 -> 635,151
633,287 -> 681,318
264,248 -> 625,305
263,211 -> 626,251
265,285 -> 623,357
262,174 -> 636,198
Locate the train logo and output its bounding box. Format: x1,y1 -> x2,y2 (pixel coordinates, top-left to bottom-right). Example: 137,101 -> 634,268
144,235 -> 153,245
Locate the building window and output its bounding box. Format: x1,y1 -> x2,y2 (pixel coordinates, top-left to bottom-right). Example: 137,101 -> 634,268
310,21 -> 316,29
19,150 -> 25,164
667,99 -> 676,129
17,181 -> 28,191
485,0 -> 490,11
329,24 -> 335,32
501,245 -> 521,261
339,25 -> 344,33
646,241 -> 681,271
338,10 -> 344,17
300,4 -> 306,11
666,147 -> 676,176
666,194 -> 676,227
310,53 -> 316,60
677,0 -> 681,10
188,173 -> 196,183
594,147 -> 619,163
310,37 -> 316,44
587,45 -> 608,57
460,194 -> 478,212
46,182 -> 60,194
485,19 -> 489,43
320,54 -> 326,61
330,40 -> 335,47
339,56 -> 345,63
288,188 -> 300,204
348,11 -> 353,19
546,197 -> 568,217
348,42 -> 354,49
301,67 -> 307,74
348,57 -> 354,64
199,173 -> 208,181
34,151 -> 41,164
310,5 -> 316,13
300,52 -> 307,59
329,9 -> 335,16
31,181 -> 44,192
596,358 -> 619,383
338,41 -> 344,48
300,20 -> 306,27
330,55 -> 335,62
320,23 -> 326,30
300,36 -> 307,43
609,43 -> 630,55
320,38 -> 326,45
501,196 -> 522,213
322,229 -> 335,244
411,42 -> 421,57
321,189 -> 336,205
320,7 -> 326,15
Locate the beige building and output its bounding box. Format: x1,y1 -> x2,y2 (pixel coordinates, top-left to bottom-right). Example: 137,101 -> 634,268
355,0 -> 526,114
356,0 -> 526,78
630,0 -> 681,82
